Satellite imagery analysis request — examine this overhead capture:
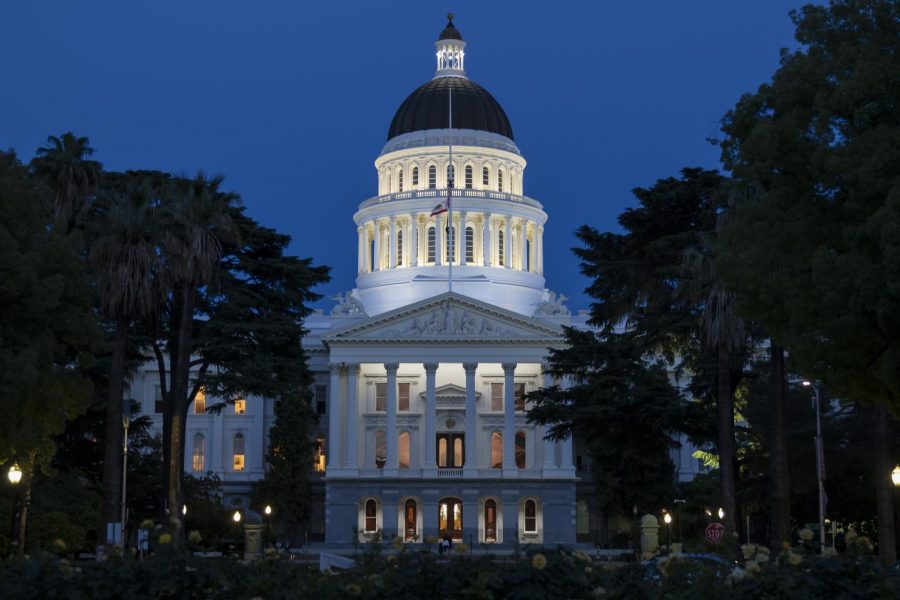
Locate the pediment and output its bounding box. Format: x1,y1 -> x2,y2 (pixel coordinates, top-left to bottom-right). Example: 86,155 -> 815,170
323,292 -> 564,345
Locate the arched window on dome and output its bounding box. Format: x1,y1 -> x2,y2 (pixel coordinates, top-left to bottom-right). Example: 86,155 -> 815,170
427,225 -> 436,263
498,229 -> 505,267
412,166 -> 419,188
482,165 -> 490,187
396,228 -> 404,267
447,164 -> 455,188
464,165 -> 473,189
465,226 -> 474,264
398,168 -> 404,192
498,169 -> 504,193
428,165 -> 437,189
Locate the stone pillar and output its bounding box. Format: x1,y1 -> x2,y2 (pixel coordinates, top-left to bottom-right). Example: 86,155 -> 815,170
462,489 -> 479,548
327,364 -> 342,470
389,216 -> 397,268
561,435 -> 574,470
482,215 -> 491,267
357,226 -> 365,274
422,494 -> 439,543
373,220 -> 382,271
502,493 -> 519,545
345,364 -> 360,469
385,363 -> 399,474
502,362 -> 516,476
503,216 -> 511,268
211,405 -> 224,471
459,210 -> 467,264
243,519 -> 263,561
435,215 -> 443,267
410,216 -> 418,267
423,363 -> 438,476
640,514 -> 660,559
463,363 -> 478,476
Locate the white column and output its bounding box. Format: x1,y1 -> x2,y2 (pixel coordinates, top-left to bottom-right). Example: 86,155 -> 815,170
503,215 -> 511,268
357,226 -> 364,274
424,363 -> 438,475
435,215 -> 443,267
502,362 -> 516,475
542,369 -> 556,469
482,215 -> 491,267
528,222 -> 535,273
411,215 -> 419,267
389,216 -> 397,268
373,220 -> 382,271
475,218 -> 483,266
327,364 -> 342,470
385,362 -> 399,473
537,226 -> 544,274
363,223 -> 371,273
345,364 -> 360,469
463,363 -> 478,475
518,220 -> 527,271
459,210 -> 468,264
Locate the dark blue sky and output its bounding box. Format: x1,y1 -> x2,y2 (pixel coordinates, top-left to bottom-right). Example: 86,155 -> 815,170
1,1 -> 807,311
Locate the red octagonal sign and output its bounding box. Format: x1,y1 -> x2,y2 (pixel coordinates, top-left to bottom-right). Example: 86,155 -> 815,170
705,522 -> 726,545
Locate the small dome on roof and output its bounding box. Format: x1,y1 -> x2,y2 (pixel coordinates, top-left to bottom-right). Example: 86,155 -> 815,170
438,13 -> 463,40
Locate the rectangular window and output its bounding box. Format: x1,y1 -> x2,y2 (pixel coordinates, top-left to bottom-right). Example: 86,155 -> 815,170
397,229 -> 403,266
234,398 -> 246,415
154,385 -> 164,414
483,167 -> 489,187
398,382 -> 410,411
233,434 -> 245,472
428,166 -> 436,189
315,385 -> 327,416
313,438 -> 326,473
427,227 -> 436,263
524,501 -> 537,533
193,388 -> 206,414
515,383 -> 525,412
437,433 -> 464,468
375,383 -> 386,412
465,227 -> 474,264
192,434 -> 205,472
465,165 -> 473,189
491,383 -> 503,412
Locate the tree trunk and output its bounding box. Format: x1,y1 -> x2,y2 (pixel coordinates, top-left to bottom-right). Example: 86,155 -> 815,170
15,481 -> 30,559
166,283 -> 195,540
717,341 -> 738,546
874,403 -> 896,564
768,343 -> 791,550
100,317 -> 128,551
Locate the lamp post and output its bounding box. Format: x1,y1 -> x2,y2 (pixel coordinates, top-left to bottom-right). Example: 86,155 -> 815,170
264,505 -> 272,549
803,380 -> 826,554
233,510 -> 242,524
7,464 -> 21,557
663,512 -> 672,547
7,464 -> 22,485
673,498 -> 685,545
120,400 -> 130,548
892,465 -> 900,558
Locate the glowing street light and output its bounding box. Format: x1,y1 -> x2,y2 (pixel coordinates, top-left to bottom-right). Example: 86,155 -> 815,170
663,513 -> 672,524
717,507 -> 725,520
892,465 -> 900,487
7,464 -> 22,485
264,505 -> 272,516
232,510 -> 242,523
182,505 -> 187,516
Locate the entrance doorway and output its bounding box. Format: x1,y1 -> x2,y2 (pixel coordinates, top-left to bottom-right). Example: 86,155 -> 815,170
438,497 -> 463,541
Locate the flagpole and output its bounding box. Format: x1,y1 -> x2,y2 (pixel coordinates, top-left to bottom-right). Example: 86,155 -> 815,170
447,84 -> 453,295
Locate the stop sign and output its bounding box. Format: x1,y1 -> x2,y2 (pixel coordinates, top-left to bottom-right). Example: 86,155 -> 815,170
705,522 -> 726,544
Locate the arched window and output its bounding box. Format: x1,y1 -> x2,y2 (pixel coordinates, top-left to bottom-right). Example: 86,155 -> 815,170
498,229 -> 505,266
365,499 -> 378,532
524,499 -> 537,533
498,169 -> 504,192
438,436 -> 448,468
445,224 -> 455,263
515,431 -> 526,469
398,432 -> 410,469
428,165 -> 437,189
427,225 -> 436,263
484,499 -> 497,542
232,433 -> 245,471
192,433 -> 205,472
491,432 -> 503,469
398,168 -> 404,192
375,430 -> 386,469
194,388 -> 206,414
482,165 -> 490,187
412,166 -> 419,187
453,436 -> 463,467
465,226 -> 474,264
396,228 -> 403,267
447,164 -> 455,188
404,499 -> 417,541
465,165 -> 473,189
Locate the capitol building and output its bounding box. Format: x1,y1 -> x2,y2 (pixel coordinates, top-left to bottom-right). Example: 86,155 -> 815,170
130,16 -> 702,547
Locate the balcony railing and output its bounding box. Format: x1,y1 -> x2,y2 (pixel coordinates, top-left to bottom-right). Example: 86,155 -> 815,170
359,189 -> 543,210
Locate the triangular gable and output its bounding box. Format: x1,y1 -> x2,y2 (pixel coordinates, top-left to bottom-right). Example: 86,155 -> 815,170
323,292 -> 564,345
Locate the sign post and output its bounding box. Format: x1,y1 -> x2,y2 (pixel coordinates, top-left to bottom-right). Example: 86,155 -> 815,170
705,522 -> 725,545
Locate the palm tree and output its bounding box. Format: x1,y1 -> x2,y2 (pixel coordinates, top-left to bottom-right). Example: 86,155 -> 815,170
161,172 -> 239,538
89,176 -> 163,551
32,132 -> 100,229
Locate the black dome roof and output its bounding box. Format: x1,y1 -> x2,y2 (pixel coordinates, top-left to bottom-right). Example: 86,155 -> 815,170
387,77 -> 514,141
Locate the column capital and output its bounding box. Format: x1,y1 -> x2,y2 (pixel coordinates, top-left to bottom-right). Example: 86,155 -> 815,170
347,363 -> 361,375
462,362 -> 478,374
501,362 -> 517,374
329,363 -> 343,374
423,362 -> 439,373
384,362 -> 400,373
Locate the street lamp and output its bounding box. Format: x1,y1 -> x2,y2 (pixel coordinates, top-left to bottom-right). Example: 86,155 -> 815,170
803,380 -> 826,555
663,512 -> 672,547
7,464 -> 22,485
718,507 -> 725,521
264,505 -> 272,549
673,498 -> 686,545
182,505 -> 187,516
232,510 -> 242,524
892,465 -> 900,487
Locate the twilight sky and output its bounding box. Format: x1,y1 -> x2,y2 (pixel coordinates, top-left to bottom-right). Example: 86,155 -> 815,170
0,1 -> 808,311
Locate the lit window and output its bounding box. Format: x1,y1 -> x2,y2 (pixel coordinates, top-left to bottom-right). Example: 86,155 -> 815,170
313,438 -> 326,473
233,433 -> 245,471
437,433 -> 464,468
365,499 -> 378,532
396,228 -> 403,267
427,226 -> 436,263
398,432 -> 410,469
515,383 -> 525,412
194,388 -> 206,414
192,433 -> 205,472
234,398 -> 246,415
498,230 -> 505,266
491,432 -> 502,469
438,436 -> 448,467
398,169 -> 404,192
404,499 -> 417,541
412,166 -> 419,187
398,382 -> 410,411
465,165 -> 472,189
498,169 -> 504,192
454,436 -> 463,466
515,431 -> 526,469
465,226 -> 474,264
482,166 -> 489,187
524,499 -> 537,533
484,499 -> 497,542
375,383 -> 386,412
491,382 -> 503,411
428,165 -> 436,189
375,430 -> 386,468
